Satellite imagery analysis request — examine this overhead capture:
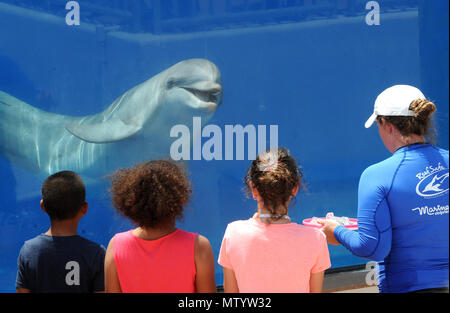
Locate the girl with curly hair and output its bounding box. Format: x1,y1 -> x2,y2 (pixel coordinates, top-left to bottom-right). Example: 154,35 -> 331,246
104,160 -> 216,293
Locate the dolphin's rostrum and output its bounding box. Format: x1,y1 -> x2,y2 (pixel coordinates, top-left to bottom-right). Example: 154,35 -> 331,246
0,59 -> 223,177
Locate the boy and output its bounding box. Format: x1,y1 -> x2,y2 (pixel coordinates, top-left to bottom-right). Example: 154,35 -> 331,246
16,171 -> 105,293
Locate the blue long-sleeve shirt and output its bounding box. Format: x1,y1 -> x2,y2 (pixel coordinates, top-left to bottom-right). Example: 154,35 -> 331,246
335,144 -> 449,293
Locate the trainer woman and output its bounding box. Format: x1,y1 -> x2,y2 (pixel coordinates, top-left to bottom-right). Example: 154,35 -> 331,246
319,85 -> 449,293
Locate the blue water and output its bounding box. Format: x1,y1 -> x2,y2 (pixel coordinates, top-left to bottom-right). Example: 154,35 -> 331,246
0,0 -> 448,292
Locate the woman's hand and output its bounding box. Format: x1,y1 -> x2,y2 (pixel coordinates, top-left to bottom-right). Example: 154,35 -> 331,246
317,219 -> 341,245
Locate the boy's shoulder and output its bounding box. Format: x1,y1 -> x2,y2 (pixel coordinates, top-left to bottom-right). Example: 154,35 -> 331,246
20,234 -> 50,252
75,235 -> 106,251
20,234 -> 105,256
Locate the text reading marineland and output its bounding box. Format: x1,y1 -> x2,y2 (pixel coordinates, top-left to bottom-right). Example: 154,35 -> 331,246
412,204 -> 449,216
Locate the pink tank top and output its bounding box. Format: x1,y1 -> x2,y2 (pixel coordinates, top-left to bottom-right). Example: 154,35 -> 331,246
113,229 -> 198,293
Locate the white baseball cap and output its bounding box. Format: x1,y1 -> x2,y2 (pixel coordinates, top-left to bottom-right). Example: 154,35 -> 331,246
364,85 -> 426,128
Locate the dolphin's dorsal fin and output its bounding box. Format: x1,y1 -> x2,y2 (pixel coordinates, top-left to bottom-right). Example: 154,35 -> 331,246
66,119 -> 142,143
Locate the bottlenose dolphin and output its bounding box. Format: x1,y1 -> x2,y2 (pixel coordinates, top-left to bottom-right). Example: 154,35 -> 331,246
0,59 -> 222,177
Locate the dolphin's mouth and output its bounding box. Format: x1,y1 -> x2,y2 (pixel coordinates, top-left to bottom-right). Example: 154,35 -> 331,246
180,86 -> 222,106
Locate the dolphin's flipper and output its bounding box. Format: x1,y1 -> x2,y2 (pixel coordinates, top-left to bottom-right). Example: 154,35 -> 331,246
66,119 -> 142,143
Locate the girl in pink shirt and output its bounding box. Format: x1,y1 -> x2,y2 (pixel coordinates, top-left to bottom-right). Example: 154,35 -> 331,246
218,148 -> 331,293
104,160 -> 216,293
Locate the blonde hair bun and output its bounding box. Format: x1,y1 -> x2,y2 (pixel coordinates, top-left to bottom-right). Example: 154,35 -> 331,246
410,99 -> 436,121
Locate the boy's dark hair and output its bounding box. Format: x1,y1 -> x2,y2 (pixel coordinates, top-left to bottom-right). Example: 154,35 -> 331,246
109,160 -> 191,228
41,171 -> 86,220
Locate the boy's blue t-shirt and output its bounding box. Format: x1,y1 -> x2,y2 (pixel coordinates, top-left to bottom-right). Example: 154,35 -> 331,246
16,234 -> 106,293
334,144 -> 449,293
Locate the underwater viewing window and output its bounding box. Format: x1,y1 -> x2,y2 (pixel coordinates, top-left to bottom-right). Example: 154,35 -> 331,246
0,0 -> 448,292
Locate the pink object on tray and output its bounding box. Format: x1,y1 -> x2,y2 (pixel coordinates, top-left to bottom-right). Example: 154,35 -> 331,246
302,217 -> 358,230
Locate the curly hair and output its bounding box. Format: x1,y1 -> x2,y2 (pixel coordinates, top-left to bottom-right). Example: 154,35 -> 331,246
244,147 -> 305,221
109,160 -> 191,228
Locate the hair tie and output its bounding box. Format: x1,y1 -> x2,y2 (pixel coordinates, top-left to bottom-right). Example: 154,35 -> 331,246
264,161 -> 282,172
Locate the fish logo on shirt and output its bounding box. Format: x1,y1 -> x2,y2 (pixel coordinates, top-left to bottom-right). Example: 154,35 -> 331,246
416,164 -> 449,198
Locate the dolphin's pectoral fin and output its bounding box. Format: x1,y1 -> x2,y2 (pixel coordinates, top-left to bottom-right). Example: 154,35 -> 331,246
65,119 -> 142,143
